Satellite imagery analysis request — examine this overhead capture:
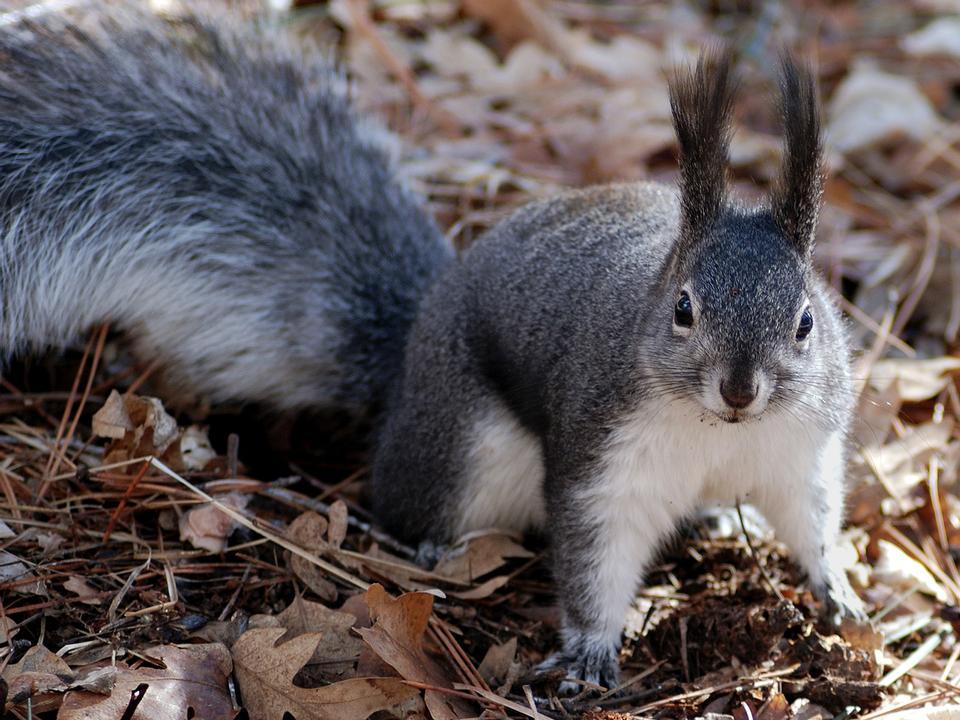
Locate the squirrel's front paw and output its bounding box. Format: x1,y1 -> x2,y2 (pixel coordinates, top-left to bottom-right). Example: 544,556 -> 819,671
815,573 -> 868,627
535,643 -> 620,695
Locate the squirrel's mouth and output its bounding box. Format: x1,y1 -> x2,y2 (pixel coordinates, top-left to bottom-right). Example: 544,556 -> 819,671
715,409 -> 758,424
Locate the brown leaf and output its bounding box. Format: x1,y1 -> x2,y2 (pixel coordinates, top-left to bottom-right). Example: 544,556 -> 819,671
461,0 -> 564,52
828,62 -> 943,154
250,595 -> 365,683
232,627 -> 417,720
433,532 -> 532,583
2,646 -> 74,705
869,356 -> 960,402
327,500 -> 349,549
59,644 -> 234,720
757,692 -> 790,720
449,574 -> 509,600
90,390 -> 133,439
477,637 -> 516,685
358,584 -> 474,720
288,512 -> 338,601
93,391 -> 216,472
63,576 -> 103,605
178,492 -> 250,553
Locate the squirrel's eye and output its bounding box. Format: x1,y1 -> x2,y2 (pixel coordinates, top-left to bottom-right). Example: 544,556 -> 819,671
674,292 -> 694,328
796,307 -> 813,341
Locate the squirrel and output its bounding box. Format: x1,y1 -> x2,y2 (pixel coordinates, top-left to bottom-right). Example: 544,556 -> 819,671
2,4 -> 865,692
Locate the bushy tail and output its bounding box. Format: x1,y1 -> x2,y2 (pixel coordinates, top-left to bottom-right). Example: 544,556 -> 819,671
0,2 -> 451,417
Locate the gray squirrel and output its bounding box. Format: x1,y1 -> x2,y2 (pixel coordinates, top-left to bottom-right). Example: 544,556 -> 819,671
2,4 -> 865,692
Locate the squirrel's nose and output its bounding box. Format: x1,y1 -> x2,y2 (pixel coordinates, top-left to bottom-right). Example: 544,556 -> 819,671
720,380 -> 756,410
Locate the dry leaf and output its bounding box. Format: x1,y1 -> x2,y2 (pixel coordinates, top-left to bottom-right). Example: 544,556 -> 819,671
2,646 -> 74,705
903,18 -> 960,57
861,419 -> 954,484
358,584 -> 474,720
178,425 -> 217,471
461,0 -> 564,52
59,644 -> 234,720
179,492 -> 251,553
63,576 -> 103,605
250,595 -> 365,683
872,539 -> 948,602
449,574 -> 509,600
288,511 -> 338,601
433,532 -> 533,583
91,390 -> 134,439
477,637 -> 517,685
327,500 -> 349,550
828,61 -> 943,154
232,627 -> 417,720
869,356 -> 960,402
0,549 -> 44,595
94,391 -> 211,471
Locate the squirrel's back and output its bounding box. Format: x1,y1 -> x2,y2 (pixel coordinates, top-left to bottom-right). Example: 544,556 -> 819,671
0,3 -> 451,416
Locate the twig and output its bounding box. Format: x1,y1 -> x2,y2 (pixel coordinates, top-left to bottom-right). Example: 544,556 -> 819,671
880,624 -> 951,688
736,501 -> 785,602
632,666 -> 798,714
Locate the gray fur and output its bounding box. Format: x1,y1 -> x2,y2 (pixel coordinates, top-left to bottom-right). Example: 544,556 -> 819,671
0,4 -> 450,416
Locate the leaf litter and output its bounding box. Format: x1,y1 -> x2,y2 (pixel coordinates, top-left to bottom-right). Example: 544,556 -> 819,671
4,0 -> 960,718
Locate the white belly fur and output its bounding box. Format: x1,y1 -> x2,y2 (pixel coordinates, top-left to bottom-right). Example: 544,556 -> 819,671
455,398 -> 546,536
576,397 -> 830,643
456,394 -> 826,541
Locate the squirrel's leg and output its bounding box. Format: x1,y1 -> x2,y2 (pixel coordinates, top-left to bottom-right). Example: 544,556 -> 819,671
538,460 -> 690,693
754,430 -> 866,625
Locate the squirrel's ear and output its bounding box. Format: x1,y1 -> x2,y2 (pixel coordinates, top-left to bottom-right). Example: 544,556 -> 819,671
771,54 -> 823,259
669,49 -> 737,255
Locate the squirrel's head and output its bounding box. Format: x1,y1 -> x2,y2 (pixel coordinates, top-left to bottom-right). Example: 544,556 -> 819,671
660,51 -> 828,424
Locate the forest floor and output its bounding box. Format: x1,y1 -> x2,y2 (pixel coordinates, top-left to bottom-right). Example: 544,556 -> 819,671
4,1 -> 960,718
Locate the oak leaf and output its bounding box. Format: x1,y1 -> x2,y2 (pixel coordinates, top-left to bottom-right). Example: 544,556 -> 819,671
232,627 -> 417,720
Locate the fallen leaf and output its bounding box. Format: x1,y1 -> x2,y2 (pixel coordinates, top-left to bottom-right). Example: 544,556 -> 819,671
0,549 -> 44,595
449,574 -> 509,600
250,595 -> 364,683
179,492 -> 251,553
358,584 -> 474,720
478,637 -> 517,685
288,512 -> 338,601
232,627 -> 417,720
2,646 -> 74,705
869,356 -> 960,402
462,0 -> 565,52
178,425 -> 217,471
91,390 -> 133,439
327,500 -> 349,549
872,539 -> 948,602
828,61 -> 943,154
63,576 -> 103,605
903,17 -> 960,57
860,419 -> 954,486
433,532 -> 533,583
59,644 -> 234,720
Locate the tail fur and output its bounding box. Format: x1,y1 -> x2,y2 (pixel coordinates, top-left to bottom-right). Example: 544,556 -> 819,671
0,3 -> 451,417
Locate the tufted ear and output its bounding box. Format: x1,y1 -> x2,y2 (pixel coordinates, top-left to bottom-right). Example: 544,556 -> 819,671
771,54 -> 823,258
668,49 -> 738,257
